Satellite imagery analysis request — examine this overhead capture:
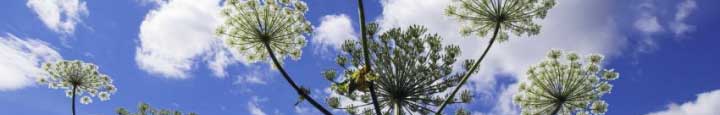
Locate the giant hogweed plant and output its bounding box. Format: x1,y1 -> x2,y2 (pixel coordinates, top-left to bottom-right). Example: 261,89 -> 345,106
36,60 -> 117,115
323,25 -> 475,115
438,0 -> 556,113
215,0 -> 332,114
514,50 -> 619,115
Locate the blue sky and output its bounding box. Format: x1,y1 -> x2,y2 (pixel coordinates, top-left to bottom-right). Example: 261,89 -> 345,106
0,0 -> 718,115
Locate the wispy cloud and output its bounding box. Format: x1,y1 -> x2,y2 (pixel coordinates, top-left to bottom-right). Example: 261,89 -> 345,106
670,0 -> 697,38
234,66 -> 272,85
247,96 -> 269,115
0,33 -> 62,91
632,0 -> 699,53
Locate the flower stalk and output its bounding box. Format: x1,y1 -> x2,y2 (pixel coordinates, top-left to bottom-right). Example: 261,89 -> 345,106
355,0 -> 382,114
263,41 -> 332,115
216,0 -> 331,114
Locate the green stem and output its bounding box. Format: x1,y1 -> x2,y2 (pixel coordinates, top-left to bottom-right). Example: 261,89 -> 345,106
71,85 -> 77,115
356,0 -> 382,115
435,24 -> 501,114
262,42 -> 332,115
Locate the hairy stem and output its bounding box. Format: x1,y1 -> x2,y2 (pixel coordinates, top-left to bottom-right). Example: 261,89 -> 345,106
262,42 -> 332,115
356,0 -> 382,115
436,23 -> 501,114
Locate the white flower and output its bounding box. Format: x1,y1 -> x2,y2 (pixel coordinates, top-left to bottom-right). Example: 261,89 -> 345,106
591,101 -> 608,114
217,0 -> 312,63
37,60 -> 118,105
514,50 -> 619,115
49,82 -> 58,89
98,92 -> 110,101
80,96 -> 92,104
36,77 -> 48,84
447,0 -> 556,42
65,90 -> 73,98
88,89 -> 98,96
106,85 -> 117,93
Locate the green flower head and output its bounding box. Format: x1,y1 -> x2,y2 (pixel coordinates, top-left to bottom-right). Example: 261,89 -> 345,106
324,25 -> 471,114
514,50 -> 619,115
446,0 -> 556,42
37,60 -> 117,104
216,0 -> 311,63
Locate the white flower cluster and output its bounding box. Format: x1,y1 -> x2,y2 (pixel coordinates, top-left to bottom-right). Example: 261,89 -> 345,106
216,0 -> 312,63
36,60 -> 117,104
446,0 -> 556,42
514,50 -> 619,115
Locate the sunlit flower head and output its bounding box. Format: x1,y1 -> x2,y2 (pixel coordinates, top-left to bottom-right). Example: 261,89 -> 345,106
216,0 -> 311,63
446,0 -> 556,42
37,60 -> 117,104
514,50 -> 619,115
324,25 -> 471,114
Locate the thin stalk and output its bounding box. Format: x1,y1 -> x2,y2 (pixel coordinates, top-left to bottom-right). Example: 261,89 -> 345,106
262,42 -> 332,115
356,0 -> 382,115
435,23 -> 502,114
71,85 -> 77,115
550,104 -> 563,115
394,102 -> 402,115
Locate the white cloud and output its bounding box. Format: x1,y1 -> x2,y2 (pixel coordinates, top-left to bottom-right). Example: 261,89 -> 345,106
26,0 -> 88,35
312,14 -> 356,53
646,89 -> 720,115
377,0 -> 624,114
634,13 -> 663,53
248,102 -> 268,115
294,106 -> 312,115
633,0 -> 698,53
234,66 -> 271,85
634,14 -> 663,34
0,33 -> 62,91
135,0 -> 248,78
670,0 -> 697,38
632,0 -> 665,53
248,96 -> 269,115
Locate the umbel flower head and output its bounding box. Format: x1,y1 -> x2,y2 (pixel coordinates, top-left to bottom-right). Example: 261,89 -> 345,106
446,0 -> 556,42
324,25 -> 472,114
514,50 -> 619,115
36,60 -> 117,104
216,0 -> 311,63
